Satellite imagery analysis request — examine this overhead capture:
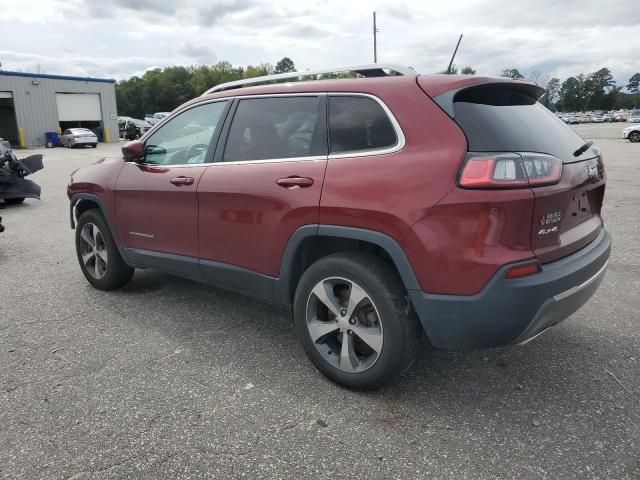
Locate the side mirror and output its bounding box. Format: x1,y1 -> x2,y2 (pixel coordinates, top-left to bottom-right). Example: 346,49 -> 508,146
122,140 -> 144,162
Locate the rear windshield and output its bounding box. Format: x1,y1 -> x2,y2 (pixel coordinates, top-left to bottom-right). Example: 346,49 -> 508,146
453,84 -> 591,162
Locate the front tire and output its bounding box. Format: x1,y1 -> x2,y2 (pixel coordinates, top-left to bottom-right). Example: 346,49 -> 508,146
293,252 -> 421,390
629,131 -> 640,143
4,197 -> 25,205
75,209 -> 134,290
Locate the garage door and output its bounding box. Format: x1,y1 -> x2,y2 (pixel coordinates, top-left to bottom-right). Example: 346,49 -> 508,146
56,93 -> 101,121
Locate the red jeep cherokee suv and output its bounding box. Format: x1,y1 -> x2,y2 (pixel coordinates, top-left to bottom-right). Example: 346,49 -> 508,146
68,65 -> 611,390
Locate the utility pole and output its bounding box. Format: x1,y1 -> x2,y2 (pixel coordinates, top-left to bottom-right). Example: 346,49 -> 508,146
373,11 -> 378,63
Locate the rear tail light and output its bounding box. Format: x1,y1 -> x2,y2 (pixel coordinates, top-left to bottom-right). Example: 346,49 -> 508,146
505,261 -> 541,279
459,152 -> 562,189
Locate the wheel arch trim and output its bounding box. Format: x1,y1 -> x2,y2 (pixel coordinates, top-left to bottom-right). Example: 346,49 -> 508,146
70,193 -> 131,265
274,224 -> 421,303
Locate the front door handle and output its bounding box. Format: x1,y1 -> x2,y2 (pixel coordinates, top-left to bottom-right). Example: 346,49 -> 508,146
276,177 -> 314,188
170,176 -> 195,186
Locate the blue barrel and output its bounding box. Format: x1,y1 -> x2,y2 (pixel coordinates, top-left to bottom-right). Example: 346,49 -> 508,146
45,132 -> 59,148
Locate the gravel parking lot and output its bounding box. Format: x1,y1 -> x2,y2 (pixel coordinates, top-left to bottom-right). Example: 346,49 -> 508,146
1,123 -> 638,479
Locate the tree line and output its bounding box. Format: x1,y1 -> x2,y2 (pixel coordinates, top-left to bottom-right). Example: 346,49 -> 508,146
115,57 -> 640,119
497,68 -> 640,112
115,57 -> 296,119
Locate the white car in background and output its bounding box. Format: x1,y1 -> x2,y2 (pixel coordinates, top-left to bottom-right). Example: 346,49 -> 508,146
623,124 -> 640,142
146,112 -> 170,126
59,128 -> 98,148
628,110 -> 640,124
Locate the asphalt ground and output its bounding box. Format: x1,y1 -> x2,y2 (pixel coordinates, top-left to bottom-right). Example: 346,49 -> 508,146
0,123 -> 638,479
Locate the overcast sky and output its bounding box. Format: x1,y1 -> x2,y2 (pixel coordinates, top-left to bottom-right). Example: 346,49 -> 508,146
1,0 -> 639,88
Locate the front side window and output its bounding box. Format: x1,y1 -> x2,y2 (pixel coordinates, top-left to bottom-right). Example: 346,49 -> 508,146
329,96 -> 397,154
223,96 -> 320,162
144,101 -> 227,165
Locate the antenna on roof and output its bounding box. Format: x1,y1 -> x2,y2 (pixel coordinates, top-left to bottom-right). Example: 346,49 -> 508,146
446,34 -> 463,74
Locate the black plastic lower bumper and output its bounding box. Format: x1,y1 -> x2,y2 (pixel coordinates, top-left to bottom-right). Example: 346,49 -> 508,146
409,229 -> 611,350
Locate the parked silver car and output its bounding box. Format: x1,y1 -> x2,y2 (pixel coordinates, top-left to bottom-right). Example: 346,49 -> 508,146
59,128 -> 98,148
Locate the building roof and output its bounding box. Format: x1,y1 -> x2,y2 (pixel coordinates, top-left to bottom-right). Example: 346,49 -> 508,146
0,70 -> 115,84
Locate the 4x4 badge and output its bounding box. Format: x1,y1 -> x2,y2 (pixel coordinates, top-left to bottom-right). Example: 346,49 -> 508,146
538,226 -> 559,235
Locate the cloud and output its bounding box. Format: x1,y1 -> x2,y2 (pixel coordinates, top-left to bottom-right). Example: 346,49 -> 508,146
0,50 -> 176,79
110,0 -> 177,15
460,0 -> 640,29
195,0 -> 253,26
281,23 -> 332,39
179,42 -> 217,64
0,0 -> 638,87
379,4 -> 413,22
73,0 -> 254,26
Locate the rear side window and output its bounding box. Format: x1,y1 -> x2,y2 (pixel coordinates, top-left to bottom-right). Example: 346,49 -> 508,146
329,96 -> 397,154
453,84 -> 589,162
223,96 -> 320,162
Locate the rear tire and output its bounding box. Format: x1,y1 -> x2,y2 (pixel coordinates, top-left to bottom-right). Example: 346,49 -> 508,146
629,131 -> 640,143
75,209 -> 134,290
293,252 -> 421,390
3,197 -> 25,205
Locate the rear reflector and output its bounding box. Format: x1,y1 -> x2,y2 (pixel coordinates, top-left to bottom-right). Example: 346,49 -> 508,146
505,262 -> 541,279
459,152 -> 562,189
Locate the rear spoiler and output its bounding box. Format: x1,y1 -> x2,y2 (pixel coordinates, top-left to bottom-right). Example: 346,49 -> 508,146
433,81 -> 545,118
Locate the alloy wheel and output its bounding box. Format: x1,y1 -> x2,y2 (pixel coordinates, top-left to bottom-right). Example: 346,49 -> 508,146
79,222 -> 108,279
305,277 -> 383,373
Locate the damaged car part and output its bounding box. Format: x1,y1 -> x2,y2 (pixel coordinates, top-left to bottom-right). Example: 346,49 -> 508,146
0,138 -> 44,205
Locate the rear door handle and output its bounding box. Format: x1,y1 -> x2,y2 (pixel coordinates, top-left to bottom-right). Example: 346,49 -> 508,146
276,177 -> 314,188
170,176 -> 195,186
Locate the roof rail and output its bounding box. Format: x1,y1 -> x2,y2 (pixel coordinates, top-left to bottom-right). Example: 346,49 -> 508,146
202,63 -> 414,95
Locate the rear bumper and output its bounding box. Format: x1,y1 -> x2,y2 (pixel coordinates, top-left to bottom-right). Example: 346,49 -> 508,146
409,229 -> 611,350
73,138 -> 97,145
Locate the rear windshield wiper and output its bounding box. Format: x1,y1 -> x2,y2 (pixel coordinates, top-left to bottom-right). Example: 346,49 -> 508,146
573,141 -> 593,157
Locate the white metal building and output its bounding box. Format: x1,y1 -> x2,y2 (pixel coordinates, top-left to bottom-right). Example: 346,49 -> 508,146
0,70 -> 119,147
